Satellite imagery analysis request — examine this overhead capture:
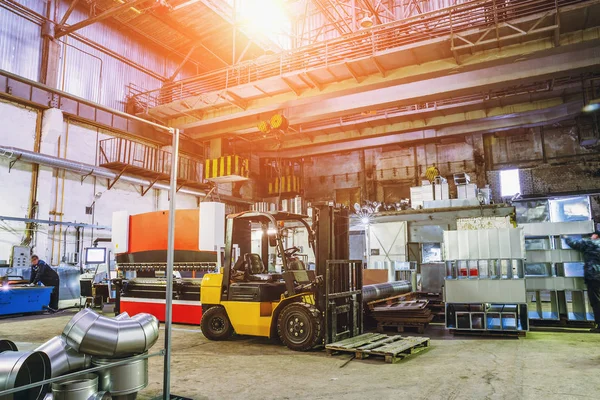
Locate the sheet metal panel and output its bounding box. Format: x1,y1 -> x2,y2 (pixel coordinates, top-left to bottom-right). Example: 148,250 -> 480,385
445,279 -> 527,304
525,276 -> 586,291
457,216 -> 512,230
443,228 -> 525,260
368,221 -> 408,270
521,221 -> 595,236
526,249 -> 583,263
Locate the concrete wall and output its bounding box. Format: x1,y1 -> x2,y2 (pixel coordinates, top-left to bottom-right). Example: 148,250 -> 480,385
0,100 -> 199,265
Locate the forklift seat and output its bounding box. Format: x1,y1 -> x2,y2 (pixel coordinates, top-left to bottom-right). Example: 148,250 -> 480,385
243,253 -> 282,282
245,253 -> 266,274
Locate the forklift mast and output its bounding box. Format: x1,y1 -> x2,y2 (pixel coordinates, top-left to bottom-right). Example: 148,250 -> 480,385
312,203 -> 363,344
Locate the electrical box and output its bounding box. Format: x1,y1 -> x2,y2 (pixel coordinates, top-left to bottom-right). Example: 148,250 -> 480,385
199,202 -> 225,251
112,211 -> 130,254
11,246 -> 30,269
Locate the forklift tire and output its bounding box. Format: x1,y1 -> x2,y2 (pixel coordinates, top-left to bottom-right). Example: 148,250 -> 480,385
201,306 -> 233,341
277,302 -> 323,351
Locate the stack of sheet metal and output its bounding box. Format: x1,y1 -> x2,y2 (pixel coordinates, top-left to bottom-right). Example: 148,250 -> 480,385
370,300 -> 434,332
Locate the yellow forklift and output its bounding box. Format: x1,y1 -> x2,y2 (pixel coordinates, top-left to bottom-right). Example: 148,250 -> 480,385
200,204 -> 363,351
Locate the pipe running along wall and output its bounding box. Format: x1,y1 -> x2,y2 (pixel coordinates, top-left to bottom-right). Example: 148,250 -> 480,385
0,146 -> 251,204
62,309 -> 159,357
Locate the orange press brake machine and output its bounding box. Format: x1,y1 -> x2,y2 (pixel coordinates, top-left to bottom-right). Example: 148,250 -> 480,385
112,204 -> 224,324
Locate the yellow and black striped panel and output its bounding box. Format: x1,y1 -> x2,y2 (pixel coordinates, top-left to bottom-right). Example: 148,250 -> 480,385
205,156 -> 250,179
268,175 -> 302,195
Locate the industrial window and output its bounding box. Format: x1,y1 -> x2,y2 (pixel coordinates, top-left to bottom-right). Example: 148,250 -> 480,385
500,169 -> 521,197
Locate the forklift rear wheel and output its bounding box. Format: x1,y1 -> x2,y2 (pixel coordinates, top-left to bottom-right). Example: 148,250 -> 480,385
201,306 -> 233,341
277,302 -> 323,351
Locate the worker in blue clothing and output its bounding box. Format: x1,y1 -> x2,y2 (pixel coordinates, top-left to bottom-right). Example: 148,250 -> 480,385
29,255 -> 60,311
565,233 -> 600,333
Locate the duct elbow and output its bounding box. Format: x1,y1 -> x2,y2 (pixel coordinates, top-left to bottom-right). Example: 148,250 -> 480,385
34,336 -> 91,378
62,309 -> 159,358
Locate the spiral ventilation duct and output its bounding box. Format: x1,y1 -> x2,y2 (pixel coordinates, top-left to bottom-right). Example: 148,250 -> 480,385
35,336 -> 92,378
0,340 -> 17,354
49,373 -> 110,400
362,281 -> 412,303
0,351 -> 51,400
62,309 -> 159,357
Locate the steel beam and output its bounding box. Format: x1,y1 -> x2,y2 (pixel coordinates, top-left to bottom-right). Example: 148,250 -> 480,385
185,42 -> 600,137
196,0 -> 280,52
168,45 -> 197,81
56,0 -> 149,38
58,0 -> 79,27
268,97 -> 577,149
137,0 -> 597,114
0,68 -> 204,155
148,12 -> 230,67
255,100 -> 582,157
251,92 -> 579,144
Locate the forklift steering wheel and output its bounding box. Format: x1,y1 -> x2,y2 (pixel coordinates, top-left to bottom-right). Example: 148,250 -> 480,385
283,246 -> 301,258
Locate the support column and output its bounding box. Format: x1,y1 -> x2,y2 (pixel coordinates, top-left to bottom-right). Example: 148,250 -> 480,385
24,111 -> 43,248
40,1 -> 60,88
471,133 -> 487,188
209,138 -> 223,159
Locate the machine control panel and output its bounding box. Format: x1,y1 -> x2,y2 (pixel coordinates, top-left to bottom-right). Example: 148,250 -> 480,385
11,246 -> 30,269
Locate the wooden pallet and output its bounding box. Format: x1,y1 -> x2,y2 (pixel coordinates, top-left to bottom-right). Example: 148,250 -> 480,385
325,333 -> 430,363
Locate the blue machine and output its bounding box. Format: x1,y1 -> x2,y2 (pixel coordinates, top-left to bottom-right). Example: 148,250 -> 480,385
0,285 -> 54,316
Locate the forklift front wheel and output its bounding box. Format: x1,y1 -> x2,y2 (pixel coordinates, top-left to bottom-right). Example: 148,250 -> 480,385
277,302 -> 323,351
201,306 -> 234,341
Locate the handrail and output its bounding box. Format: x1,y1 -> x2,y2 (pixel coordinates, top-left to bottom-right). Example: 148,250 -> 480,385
131,0 -> 589,109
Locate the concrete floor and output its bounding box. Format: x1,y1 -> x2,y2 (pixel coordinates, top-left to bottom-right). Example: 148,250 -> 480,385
1,310 -> 599,400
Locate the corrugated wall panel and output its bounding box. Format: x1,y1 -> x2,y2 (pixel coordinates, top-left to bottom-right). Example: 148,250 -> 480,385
57,1 -> 168,76
56,39 -> 103,104
53,0 -> 181,110
0,6 -> 42,80
56,36 -> 163,110
12,0 -> 46,14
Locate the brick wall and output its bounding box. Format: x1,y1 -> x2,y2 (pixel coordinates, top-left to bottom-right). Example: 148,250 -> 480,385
299,120 -> 600,223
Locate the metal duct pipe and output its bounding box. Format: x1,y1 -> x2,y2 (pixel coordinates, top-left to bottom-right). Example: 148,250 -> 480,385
114,312 -> 130,320
93,353 -> 148,398
34,336 -> 91,378
0,340 -> 17,353
0,351 -> 51,400
44,393 -> 109,400
0,146 -> 205,199
362,280 -> 412,304
50,373 -> 110,400
62,309 -> 159,357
